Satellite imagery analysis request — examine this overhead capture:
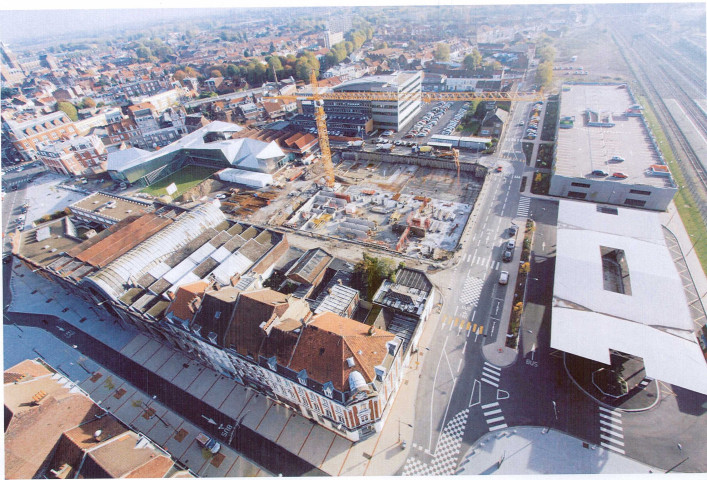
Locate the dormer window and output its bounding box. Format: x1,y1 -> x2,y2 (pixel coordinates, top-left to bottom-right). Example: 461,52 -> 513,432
267,356 -> 277,371
297,369 -> 308,386
322,381 -> 334,398
214,311 -> 221,319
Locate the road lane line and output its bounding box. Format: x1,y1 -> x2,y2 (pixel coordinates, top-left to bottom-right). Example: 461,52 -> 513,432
457,358 -> 463,374
428,335 -> 450,450
468,379 -> 481,408
462,341 -> 467,354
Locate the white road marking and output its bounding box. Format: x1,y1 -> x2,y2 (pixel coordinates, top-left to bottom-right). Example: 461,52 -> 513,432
599,419 -> 622,429
482,402 -> 500,409
488,423 -> 508,432
600,434 -> 625,447
484,362 -> 501,372
600,442 -> 625,454
483,409 -> 503,416
600,426 -> 625,439
481,377 -> 499,387
486,416 -> 505,424
599,413 -> 622,424
599,407 -> 621,417
468,379 -> 481,408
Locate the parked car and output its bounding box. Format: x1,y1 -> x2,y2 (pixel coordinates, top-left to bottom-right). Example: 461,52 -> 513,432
592,169 -> 609,177
611,172 -> 628,179
196,433 -> 221,454
508,225 -> 518,237
610,156 -> 625,163
499,271 -> 509,285
502,250 -> 513,262
506,239 -> 515,250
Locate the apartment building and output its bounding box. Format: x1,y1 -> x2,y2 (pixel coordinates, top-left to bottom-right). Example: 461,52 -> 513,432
3,111 -> 79,161
35,134 -> 108,176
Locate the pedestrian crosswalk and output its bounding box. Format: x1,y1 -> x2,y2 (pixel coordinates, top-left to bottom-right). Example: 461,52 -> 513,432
460,276 -> 484,306
403,409 -> 470,476
480,362 -> 502,388
598,406 -> 625,454
469,256 -> 501,270
517,196 -> 531,217
481,399 -> 507,431
441,316 -> 482,335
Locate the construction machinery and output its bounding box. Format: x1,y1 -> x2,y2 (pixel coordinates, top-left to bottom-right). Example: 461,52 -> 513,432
273,71 -> 541,188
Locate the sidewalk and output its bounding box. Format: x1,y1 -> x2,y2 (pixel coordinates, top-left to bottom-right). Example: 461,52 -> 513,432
456,426 -> 661,475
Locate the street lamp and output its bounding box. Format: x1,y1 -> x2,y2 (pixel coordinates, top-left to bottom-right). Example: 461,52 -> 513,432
397,418 -> 413,444
552,400 -> 558,421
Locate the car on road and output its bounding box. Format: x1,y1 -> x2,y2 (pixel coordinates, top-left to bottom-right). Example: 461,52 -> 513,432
611,172 -> 628,179
519,121 -> 525,126
591,169 -> 609,177
196,433 -> 221,454
506,239 -> 515,250
499,271 -> 509,285
502,250 -> 513,262
610,156 -> 625,163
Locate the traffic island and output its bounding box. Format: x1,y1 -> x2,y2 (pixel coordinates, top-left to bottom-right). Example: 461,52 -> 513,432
564,352 -> 660,411
505,219 -> 535,349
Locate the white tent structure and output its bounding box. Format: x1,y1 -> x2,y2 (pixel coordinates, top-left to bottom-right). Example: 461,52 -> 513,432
551,200 -> 707,395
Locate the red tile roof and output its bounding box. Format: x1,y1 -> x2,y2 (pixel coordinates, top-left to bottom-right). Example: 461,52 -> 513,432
75,214 -> 172,268
165,280 -> 209,322
289,312 -> 395,391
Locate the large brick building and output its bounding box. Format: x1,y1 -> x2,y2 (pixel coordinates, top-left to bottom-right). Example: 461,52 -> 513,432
3,111 -> 80,161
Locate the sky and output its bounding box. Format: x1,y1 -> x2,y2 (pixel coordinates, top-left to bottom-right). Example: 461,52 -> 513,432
0,0 -> 692,45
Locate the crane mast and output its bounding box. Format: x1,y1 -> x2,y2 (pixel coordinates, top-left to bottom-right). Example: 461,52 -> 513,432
310,71 -> 335,188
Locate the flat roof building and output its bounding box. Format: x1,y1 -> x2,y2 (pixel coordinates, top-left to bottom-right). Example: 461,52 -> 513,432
333,72 -> 423,132
550,84 -> 677,211
551,200 -> 707,395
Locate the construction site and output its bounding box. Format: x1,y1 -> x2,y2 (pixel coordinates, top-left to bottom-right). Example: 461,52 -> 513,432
208,150 -> 484,260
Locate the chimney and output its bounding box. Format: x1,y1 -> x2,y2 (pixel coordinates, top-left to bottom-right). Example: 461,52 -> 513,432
368,326 -> 375,336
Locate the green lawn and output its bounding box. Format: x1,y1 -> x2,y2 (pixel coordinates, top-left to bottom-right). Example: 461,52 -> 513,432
638,96 -> 707,272
141,165 -> 219,197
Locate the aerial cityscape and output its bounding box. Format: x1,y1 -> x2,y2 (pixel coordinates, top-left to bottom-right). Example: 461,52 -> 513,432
2,2 -> 706,478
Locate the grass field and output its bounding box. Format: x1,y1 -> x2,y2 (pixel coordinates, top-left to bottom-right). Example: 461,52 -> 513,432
142,165 -> 219,197
638,95 -> 707,272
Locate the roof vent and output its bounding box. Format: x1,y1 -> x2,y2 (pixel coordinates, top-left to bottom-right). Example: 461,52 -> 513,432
208,331 -> 218,343
346,357 -> 355,368
93,429 -> 103,442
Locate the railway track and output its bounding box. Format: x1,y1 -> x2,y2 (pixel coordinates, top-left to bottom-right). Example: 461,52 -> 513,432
611,22 -> 707,225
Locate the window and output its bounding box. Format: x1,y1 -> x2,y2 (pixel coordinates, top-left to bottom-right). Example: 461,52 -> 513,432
600,246 -> 632,295
624,198 -> 646,207
571,182 -> 591,188
567,191 -> 587,199
597,206 -> 619,215
629,189 -> 651,196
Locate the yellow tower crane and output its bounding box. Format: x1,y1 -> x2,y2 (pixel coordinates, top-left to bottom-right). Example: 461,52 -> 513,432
274,72 -> 542,188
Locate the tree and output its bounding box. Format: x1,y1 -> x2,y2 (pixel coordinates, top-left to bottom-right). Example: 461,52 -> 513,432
56,101 -> 78,121
135,46 -> 151,59
269,41 -> 276,54
81,97 -> 96,108
225,64 -> 239,78
352,253 -> 395,300
210,70 -> 223,78
520,262 -> 531,275
183,66 -> 197,78
173,69 -> 187,81
463,48 -> 482,71
536,61 -> 553,88
434,43 -> 451,61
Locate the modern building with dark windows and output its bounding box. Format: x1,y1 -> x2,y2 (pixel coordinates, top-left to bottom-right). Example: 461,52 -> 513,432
331,71 -> 423,132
